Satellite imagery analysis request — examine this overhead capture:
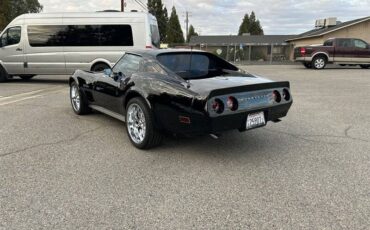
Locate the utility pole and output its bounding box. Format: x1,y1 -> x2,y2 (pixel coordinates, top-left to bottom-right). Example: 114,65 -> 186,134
185,11 -> 189,42
121,0 -> 125,12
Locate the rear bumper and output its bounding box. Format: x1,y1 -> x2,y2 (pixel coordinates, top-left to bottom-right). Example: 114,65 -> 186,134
154,102 -> 293,136
295,57 -> 312,62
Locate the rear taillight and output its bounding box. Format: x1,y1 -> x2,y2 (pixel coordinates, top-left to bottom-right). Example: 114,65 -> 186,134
146,45 -> 153,49
211,98 -> 224,114
300,47 -> 306,56
272,90 -> 281,103
226,96 -> 238,111
282,89 -> 290,101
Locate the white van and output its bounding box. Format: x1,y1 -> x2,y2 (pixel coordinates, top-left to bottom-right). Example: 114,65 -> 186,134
0,12 -> 160,82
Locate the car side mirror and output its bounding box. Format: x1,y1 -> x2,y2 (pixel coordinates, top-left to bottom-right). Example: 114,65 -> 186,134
113,71 -> 126,81
103,68 -> 112,76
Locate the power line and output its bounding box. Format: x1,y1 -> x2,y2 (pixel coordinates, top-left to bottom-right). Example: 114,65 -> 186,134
133,0 -> 148,11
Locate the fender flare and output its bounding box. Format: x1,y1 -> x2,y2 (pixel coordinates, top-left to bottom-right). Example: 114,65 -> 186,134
312,52 -> 330,61
123,88 -> 152,110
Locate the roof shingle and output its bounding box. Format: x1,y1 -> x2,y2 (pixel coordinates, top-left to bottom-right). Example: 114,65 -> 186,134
287,16 -> 370,41
189,35 -> 296,45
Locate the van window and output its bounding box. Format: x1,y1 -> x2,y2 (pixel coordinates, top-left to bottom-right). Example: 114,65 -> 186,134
0,26 -> 21,46
27,25 -> 65,46
150,24 -> 160,48
28,25 -> 133,47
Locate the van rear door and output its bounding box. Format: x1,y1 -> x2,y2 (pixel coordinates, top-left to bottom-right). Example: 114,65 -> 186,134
148,15 -> 160,48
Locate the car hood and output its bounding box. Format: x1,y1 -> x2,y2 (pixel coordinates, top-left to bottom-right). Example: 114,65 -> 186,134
187,74 -> 273,97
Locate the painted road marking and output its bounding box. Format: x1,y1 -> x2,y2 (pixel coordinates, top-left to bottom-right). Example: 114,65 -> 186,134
0,89 -> 44,101
0,86 -> 67,106
0,95 -> 43,106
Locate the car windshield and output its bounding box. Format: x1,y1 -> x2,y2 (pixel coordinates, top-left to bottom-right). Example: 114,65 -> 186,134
156,52 -> 238,80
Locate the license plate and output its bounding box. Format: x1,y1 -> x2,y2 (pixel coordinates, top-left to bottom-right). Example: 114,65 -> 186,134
246,111 -> 266,130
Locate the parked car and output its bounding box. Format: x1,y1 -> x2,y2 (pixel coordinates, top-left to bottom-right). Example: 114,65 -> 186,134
294,38 -> 370,69
69,49 -> 293,149
0,11 -> 159,82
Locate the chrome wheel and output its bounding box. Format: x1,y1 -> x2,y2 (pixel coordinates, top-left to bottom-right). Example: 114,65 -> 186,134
127,103 -> 147,144
314,58 -> 325,69
71,84 -> 81,112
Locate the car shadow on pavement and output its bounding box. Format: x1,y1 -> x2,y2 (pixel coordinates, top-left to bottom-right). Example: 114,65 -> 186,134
156,129 -> 275,159
80,109 -> 274,159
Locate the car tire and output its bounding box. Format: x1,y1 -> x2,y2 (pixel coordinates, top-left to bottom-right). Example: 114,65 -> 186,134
0,65 -> 9,82
312,56 -> 327,69
303,63 -> 312,69
70,81 -> 91,115
126,97 -> 163,149
91,63 -> 110,72
19,75 -> 35,80
360,65 -> 370,69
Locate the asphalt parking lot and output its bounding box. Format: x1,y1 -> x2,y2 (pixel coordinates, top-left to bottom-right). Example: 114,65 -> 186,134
1,65 -> 369,229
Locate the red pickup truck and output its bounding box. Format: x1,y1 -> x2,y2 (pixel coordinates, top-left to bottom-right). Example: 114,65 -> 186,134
294,38 -> 370,69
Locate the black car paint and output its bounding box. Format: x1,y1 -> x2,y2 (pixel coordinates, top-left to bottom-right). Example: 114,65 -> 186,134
70,49 -> 292,135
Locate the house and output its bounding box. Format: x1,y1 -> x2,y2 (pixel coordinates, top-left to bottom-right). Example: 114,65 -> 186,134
287,16 -> 370,58
189,35 -> 296,63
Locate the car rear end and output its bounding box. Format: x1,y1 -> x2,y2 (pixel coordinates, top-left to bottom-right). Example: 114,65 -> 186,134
205,82 -> 292,134
294,46 -> 315,62
156,82 -> 293,136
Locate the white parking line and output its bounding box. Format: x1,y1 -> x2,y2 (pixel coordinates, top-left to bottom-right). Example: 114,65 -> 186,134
0,89 -> 45,101
0,86 -> 67,106
0,95 -> 43,106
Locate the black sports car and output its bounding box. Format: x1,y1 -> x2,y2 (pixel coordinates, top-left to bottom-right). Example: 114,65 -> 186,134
69,49 -> 292,149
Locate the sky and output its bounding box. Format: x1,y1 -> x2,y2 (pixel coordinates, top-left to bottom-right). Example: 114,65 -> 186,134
39,0 -> 370,35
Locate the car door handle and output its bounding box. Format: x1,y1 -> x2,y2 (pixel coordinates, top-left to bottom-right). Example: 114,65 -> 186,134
16,48 -> 23,51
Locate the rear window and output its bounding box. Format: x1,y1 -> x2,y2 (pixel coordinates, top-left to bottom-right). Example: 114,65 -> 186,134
28,25 -> 133,47
157,53 -> 210,78
156,53 -> 238,80
150,24 -> 160,48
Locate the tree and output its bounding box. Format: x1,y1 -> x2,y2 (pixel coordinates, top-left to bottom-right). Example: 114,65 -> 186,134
186,24 -> 198,43
147,0 -> 168,43
237,11 -> 264,36
249,11 -> 264,35
166,6 -> 184,44
0,0 -> 10,30
0,0 -> 43,30
238,14 -> 250,35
